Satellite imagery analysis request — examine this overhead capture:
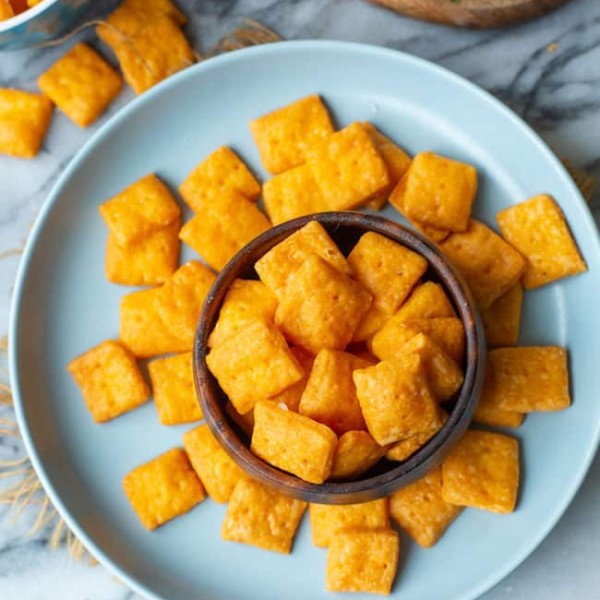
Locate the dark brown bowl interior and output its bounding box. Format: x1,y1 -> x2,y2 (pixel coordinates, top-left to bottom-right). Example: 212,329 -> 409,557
193,212 -> 486,504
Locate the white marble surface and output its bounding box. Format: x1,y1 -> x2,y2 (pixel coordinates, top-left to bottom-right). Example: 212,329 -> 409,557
1,0 -> 599,598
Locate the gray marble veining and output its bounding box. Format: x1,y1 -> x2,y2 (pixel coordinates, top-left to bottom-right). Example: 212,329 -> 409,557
1,0 -> 599,598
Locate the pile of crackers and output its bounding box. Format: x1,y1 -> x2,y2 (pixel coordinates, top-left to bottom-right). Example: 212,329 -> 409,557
0,0 -> 194,158
64,88 -> 586,596
206,223 -> 464,487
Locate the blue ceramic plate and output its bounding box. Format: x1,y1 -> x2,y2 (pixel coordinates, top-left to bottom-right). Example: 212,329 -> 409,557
10,41 -> 600,600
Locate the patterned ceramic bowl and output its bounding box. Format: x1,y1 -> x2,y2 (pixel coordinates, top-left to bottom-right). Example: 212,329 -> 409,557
0,0 -> 99,51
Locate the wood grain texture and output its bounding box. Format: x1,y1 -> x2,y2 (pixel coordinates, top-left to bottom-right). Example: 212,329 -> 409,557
367,0 -> 574,29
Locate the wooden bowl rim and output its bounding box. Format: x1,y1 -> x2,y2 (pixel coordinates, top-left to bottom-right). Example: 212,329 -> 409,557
193,212 -> 486,504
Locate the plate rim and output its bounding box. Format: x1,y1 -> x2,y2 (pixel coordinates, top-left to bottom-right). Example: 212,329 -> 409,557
8,39 -> 600,600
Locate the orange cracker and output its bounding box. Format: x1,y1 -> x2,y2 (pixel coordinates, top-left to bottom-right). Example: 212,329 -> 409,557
310,498 -> 389,548
362,123 -> 412,184
392,151 -> 477,232
0,89 -> 52,158
473,359 -> 524,428
348,232 -> 428,315
439,220 -> 526,310
405,318 -> 465,364
124,0 -> 187,24
251,400 -> 338,484
37,43 -> 122,128
222,478 -> 306,553
250,94 -> 334,174
120,287 -> 183,357
179,191 -> 271,271
353,354 -> 444,445
148,352 -> 202,425
372,316 -> 465,365
270,346 -> 314,412
99,173 -> 181,246
441,429 -> 519,514
487,346 -> 570,413
206,320 -> 303,414
179,146 -> 260,212
352,306 -> 390,343
123,448 -> 205,530
497,194 -> 587,289
156,260 -> 216,347
481,283 -> 523,348
362,122 -> 412,209
97,0 -> 187,45
183,424 -> 248,503
298,349 -> 370,435
389,174 -> 450,242
330,431 -> 385,480
208,279 -> 278,348
255,220 -> 350,299
390,466 -> 462,547
105,220 -> 180,286
385,427 -> 439,462
390,281 -> 456,323
99,12 -> 194,95
275,255 -> 372,354
400,333 -> 464,401
262,165 -> 326,225
307,122 -> 390,210
0,1 -> 14,20
67,340 -> 149,423
326,528 -> 399,595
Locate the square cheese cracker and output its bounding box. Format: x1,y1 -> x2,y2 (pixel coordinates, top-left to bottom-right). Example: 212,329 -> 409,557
275,254 -> 372,354
250,94 -> 334,174
179,146 -> 260,212
307,122 -> 390,210
0,89 -> 53,158
442,429 -> 519,514
222,478 -> 306,553
206,320 -> 303,415
262,165 -> 326,225
497,194 -> 586,289
68,340 -> 149,422
310,499 -> 389,547
298,349 -> 370,435
251,400 -> 337,484
123,448 -> 205,530
37,43 -> 122,128
439,220 -> 525,310
255,220 -> 350,299
105,220 -> 180,286
330,431 -> 385,480
183,424 -> 248,503
148,352 -> 202,425
326,528 -> 399,595
99,173 -> 181,246
392,151 -> 477,232
486,346 -> 570,413
179,191 -> 270,271
353,354 -> 444,445
390,466 -> 462,547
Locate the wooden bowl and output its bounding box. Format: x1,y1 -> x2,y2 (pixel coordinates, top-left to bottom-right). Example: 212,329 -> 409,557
367,0 -> 573,29
193,212 -> 486,504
